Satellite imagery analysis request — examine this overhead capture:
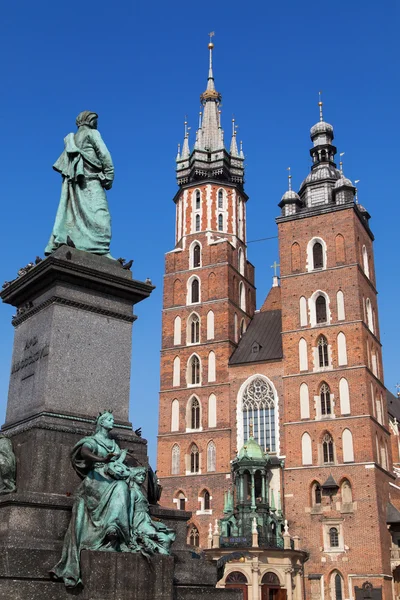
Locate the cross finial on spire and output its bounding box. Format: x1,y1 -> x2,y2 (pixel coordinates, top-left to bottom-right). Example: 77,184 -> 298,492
232,117 -> 235,136
208,32 -> 215,81
318,90 -> 324,121
354,180 -> 360,204
287,166 -> 292,191
271,261 -> 280,277
339,152 -> 345,173
396,383 -> 400,398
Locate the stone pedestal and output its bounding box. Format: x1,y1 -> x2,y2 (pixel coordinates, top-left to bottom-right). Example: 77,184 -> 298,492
0,249 -> 242,599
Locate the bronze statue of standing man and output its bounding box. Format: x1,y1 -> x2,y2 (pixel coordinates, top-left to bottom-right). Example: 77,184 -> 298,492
45,111 -> 114,258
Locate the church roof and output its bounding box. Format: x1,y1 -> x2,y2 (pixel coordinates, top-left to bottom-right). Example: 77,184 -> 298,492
229,310 -> 282,365
237,436 -> 266,461
387,389 -> 400,422
387,502 -> 400,524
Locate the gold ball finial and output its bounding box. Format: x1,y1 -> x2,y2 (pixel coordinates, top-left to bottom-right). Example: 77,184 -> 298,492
208,42 -> 214,50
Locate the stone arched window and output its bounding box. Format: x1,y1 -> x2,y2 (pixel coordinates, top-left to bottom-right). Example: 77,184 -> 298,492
322,433 -> 334,464
313,242 -> 324,269
320,382 -> 332,416
238,247 -> 245,275
362,245 -> 370,278
226,571 -> 248,585
190,444 -> 199,473
240,318 -> 246,337
208,393 -> 217,428
366,298 -> 374,333
189,397 -> 201,429
173,356 -> 180,387
218,189 -> 224,209
195,214 -> 200,232
207,440 -> 216,472
174,316 -> 181,345
188,313 -> 200,344
341,479 -> 352,504
342,428 -> 354,462
299,296 -> 307,326
299,337 -> 308,371
316,295 -> 327,323
337,290 -> 345,321
312,481 -> 322,505
208,351 -> 216,382
331,571 -> 344,600
241,377 -> 276,452
239,282 -> 246,311
207,310 -> 215,340
192,243 -> 201,268
200,489 -> 211,511
190,278 -> 200,304
300,382 -> 310,419
317,335 -> 329,368
302,432 -> 312,465
195,190 -> 201,210
177,491 -> 186,510
188,355 -> 201,386
329,527 -> 339,547
171,399 -> 179,431
188,525 -> 199,546
171,444 -> 180,474
218,213 -> 223,231
339,378 -> 350,415
337,332 -> 348,366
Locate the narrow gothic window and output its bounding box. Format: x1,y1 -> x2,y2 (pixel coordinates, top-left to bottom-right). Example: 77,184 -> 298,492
195,214 -> 200,232
313,242 -> 324,269
329,527 -> 339,547
316,295 -> 327,323
207,440 -> 216,471
190,444 -> 199,473
203,490 -> 210,510
191,278 -> 199,303
189,356 -> 200,385
193,244 -> 201,268
190,314 -> 200,344
178,491 -> 186,510
322,433 -> 334,464
195,190 -> 201,210
189,525 -> 199,546
242,377 -> 276,452
190,397 -> 200,429
320,383 -> 332,416
171,445 -> 180,474
218,213 -> 223,231
334,573 -> 343,600
315,483 -> 322,504
318,335 -> 329,367
218,189 -> 223,209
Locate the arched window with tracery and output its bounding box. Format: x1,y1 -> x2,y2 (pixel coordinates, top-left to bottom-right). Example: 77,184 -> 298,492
316,295 -> 327,323
189,397 -> 200,429
322,433 -> 334,464
190,444 -> 199,473
188,525 -> 199,546
320,383 -> 332,416
188,313 -> 200,344
242,377 -> 276,452
193,243 -> 201,268
188,355 -> 200,385
207,440 -> 216,471
318,335 -> 329,367
171,444 -> 180,474
226,571 -> 248,585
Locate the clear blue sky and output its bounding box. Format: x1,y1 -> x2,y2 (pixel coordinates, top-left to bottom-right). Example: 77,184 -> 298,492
0,1 -> 397,466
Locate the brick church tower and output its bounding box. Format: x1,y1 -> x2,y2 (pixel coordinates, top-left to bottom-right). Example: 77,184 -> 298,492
157,41 -> 255,544
277,102 -> 393,598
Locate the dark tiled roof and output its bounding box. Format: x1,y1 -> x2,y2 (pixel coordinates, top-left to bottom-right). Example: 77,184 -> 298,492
387,389 -> 400,422
229,310 -> 283,365
387,502 -> 400,524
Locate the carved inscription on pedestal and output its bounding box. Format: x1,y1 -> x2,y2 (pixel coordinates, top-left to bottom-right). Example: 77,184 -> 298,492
11,336 -> 49,376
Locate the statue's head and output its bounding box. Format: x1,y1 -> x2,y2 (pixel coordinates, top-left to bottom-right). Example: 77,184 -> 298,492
95,410 -> 114,432
130,466 -> 147,484
76,111 -> 98,130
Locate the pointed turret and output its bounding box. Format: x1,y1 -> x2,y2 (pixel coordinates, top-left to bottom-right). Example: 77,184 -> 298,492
175,39 -> 245,187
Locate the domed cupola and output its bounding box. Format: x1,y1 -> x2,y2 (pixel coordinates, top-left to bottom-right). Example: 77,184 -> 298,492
332,153 -> 356,205
278,168 -> 302,216
309,94 -> 337,166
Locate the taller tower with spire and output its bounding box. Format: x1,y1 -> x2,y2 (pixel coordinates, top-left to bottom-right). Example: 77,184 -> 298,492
157,40 -> 255,545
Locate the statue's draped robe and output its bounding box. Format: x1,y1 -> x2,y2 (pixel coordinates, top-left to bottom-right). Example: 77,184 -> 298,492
130,483 -> 175,554
45,128 -> 114,256
50,436 -> 130,588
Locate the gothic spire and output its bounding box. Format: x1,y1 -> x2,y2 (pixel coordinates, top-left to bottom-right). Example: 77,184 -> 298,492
199,39 -> 223,152
230,118 -> 239,157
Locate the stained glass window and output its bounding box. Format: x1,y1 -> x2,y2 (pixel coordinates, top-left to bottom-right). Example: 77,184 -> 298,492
242,377 -> 276,452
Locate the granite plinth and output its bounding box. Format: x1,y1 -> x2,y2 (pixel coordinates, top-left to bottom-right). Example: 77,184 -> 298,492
1,247 -> 154,426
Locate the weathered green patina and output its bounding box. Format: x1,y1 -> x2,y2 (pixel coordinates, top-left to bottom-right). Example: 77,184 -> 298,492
45,111 -> 114,258
0,436 -> 16,494
50,412 -> 175,589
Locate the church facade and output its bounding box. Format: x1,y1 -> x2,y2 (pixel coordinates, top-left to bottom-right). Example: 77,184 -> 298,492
156,42 -> 400,600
